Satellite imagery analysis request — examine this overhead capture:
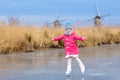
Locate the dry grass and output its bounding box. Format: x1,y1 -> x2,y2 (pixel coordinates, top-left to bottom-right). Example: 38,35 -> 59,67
0,25 -> 120,54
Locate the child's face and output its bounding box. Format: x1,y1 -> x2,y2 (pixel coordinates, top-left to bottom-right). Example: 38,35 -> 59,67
65,30 -> 72,34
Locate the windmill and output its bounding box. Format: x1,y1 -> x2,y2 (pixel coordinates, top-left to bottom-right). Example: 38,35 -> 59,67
88,5 -> 111,27
48,14 -> 67,27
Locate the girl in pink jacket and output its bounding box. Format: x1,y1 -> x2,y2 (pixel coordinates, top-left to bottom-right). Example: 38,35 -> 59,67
52,21 -> 86,76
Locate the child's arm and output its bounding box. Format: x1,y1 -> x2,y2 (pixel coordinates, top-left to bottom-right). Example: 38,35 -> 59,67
52,35 -> 64,41
74,35 -> 87,41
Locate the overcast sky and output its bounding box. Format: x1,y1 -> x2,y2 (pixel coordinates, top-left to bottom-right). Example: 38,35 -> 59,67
0,0 -> 119,26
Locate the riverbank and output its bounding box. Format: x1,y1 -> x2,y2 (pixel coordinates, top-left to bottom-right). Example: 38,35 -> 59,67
0,26 -> 120,54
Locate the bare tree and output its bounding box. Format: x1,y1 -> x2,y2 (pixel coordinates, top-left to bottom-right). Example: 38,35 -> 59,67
8,16 -> 20,26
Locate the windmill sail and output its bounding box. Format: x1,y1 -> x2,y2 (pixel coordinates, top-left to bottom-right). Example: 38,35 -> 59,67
100,14 -> 111,18
95,5 -> 100,16
55,13 -> 59,21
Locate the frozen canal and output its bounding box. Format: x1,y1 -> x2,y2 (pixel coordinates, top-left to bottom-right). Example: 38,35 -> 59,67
0,44 -> 120,80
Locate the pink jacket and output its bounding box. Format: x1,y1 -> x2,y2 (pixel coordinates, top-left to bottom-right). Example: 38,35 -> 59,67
53,32 -> 85,56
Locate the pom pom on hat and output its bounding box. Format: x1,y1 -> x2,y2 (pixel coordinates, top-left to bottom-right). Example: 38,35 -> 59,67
65,21 -> 71,26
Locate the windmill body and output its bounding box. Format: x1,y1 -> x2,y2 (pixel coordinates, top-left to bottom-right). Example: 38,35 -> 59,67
94,16 -> 102,27
48,14 -> 67,27
54,20 -> 61,27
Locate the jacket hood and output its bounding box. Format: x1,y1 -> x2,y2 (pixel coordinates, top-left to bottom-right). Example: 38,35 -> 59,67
70,31 -> 76,35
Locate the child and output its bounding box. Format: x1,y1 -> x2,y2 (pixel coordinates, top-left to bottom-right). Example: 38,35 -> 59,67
52,21 -> 87,76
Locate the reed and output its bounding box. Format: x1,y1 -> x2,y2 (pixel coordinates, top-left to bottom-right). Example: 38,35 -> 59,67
0,25 -> 120,54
